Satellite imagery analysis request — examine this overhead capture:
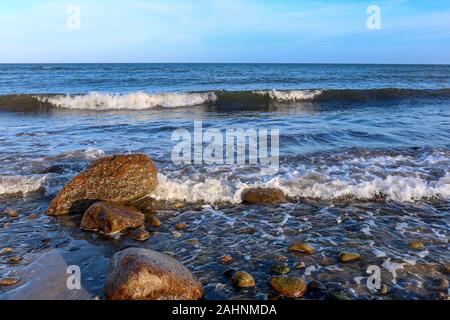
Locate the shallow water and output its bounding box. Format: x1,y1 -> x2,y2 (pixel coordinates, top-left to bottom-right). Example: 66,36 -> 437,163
0,64 -> 449,299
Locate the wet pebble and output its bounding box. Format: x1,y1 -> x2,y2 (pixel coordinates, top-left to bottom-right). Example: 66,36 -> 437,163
409,241 -> 425,250
271,263 -> 291,275
288,243 -> 315,254
441,262 -> 450,275
6,207 -> 19,218
269,276 -> 307,298
8,255 -> 23,264
338,252 -> 361,263
231,271 -> 255,288
218,255 -> 233,265
175,223 -> 188,230
275,255 -> 287,262
294,262 -> 306,269
0,277 -> 20,286
380,284 -> 390,294
172,231 -> 182,238
149,216 -> 161,227
1,247 -> 13,254
3,222 -> 11,228
186,238 -> 199,246
130,229 -> 150,241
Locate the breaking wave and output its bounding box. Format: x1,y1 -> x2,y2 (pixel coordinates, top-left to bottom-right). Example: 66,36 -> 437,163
0,88 -> 449,111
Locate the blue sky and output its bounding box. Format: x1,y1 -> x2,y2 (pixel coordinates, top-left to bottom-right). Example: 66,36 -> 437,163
0,0 -> 449,63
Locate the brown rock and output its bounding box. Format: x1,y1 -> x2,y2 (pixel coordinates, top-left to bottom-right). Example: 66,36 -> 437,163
46,154 -> 157,216
442,262 -> 450,275
175,223 -> 188,230
80,202 -> 145,235
6,207 -> 19,218
429,278 -> 449,291
242,188 -> 287,204
231,271 -> 255,288
269,276 -> 307,298
104,248 -> 204,300
149,216 -> 161,227
0,277 -> 20,286
130,229 -> 150,241
3,222 -> 11,228
288,243 -> 315,254
339,252 -> 361,263
409,241 -> 425,250
27,213 -> 40,220
218,255 -> 233,265
2,247 -> 13,254
8,255 -> 23,264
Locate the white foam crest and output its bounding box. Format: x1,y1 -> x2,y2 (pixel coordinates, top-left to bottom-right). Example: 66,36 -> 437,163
38,92 -> 217,110
150,171 -> 450,204
0,175 -> 48,196
254,89 -> 323,102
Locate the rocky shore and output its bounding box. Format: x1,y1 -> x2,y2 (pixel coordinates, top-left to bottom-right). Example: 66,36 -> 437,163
1,153 -> 449,300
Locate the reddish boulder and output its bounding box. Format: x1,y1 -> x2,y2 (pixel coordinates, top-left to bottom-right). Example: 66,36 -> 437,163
242,188 -> 287,204
80,202 -> 144,235
104,248 -> 204,300
46,154 -> 157,216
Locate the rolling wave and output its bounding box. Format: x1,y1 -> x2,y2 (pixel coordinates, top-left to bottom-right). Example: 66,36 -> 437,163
0,88 -> 449,111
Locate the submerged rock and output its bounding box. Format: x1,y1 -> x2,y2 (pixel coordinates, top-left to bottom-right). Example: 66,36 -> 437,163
338,252 -> 361,263
241,188 -> 287,204
218,255 -> 233,265
288,243 -> 315,254
46,154 -> 157,216
429,278 -> 449,291
271,263 -> 291,275
129,228 -> 150,241
231,271 -> 256,288
0,277 -> 20,286
269,276 -> 307,298
5,207 -> 19,218
175,223 -> 188,230
149,216 -> 161,227
104,248 -> 204,300
80,201 -> 145,235
409,241 -> 425,250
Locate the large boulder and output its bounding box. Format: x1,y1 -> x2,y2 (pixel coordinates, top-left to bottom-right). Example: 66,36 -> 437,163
80,202 -> 145,235
242,187 -> 287,204
46,154 -> 157,216
104,248 -> 204,300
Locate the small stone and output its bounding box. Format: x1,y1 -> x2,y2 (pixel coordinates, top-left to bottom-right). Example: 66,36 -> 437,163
275,255 -> 287,262
380,284 -> 390,294
8,255 -> 23,264
429,278 -> 449,291
175,223 -> 188,230
442,262 -> 450,274
218,255 -> 233,265
269,276 -> 307,298
2,247 -> 13,254
294,262 -> 306,269
27,213 -> 40,220
288,243 -> 315,254
149,216 -> 161,227
271,263 -> 291,275
327,291 -> 350,300
409,241 -> 425,250
130,229 -> 150,241
172,231 -> 182,238
241,188 -> 287,204
235,227 -> 257,235
3,222 -> 11,228
0,277 -> 20,286
6,207 -> 19,218
338,252 -> 361,263
308,280 -> 325,291
231,271 -> 255,288
186,239 -> 199,246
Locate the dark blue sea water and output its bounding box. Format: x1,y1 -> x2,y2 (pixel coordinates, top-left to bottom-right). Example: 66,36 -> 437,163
0,64 -> 449,300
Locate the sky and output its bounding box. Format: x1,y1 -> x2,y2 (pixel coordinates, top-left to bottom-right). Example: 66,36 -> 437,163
0,0 -> 449,63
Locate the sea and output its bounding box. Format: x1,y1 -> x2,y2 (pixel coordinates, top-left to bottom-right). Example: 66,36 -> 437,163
0,63 -> 449,299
